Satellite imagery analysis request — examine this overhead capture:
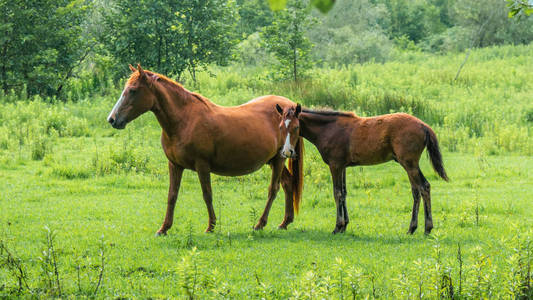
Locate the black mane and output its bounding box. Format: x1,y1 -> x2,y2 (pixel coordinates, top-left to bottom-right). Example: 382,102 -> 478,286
301,108 -> 353,117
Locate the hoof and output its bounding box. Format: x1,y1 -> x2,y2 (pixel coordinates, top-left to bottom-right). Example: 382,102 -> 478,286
155,231 -> 167,237
277,224 -> 288,230
332,223 -> 346,234
254,220 -> 266,231
205,227 -> 214,233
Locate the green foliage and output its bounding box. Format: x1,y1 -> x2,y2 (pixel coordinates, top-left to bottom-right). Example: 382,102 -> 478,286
102,0 -> 238,82
507,0 -> 533,17
0,0 -> 92,97
268,0 -> 335,13
235,0 -> 273,36
261,0 -> 316,82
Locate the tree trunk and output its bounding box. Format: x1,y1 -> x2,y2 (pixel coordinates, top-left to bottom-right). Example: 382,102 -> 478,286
1,44 -> 8,94
293,47 -> 297,82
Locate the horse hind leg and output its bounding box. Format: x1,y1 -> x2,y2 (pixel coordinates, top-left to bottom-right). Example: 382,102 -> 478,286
418,170 -> 433,234
278,166 -> 294,229
402,163 -> 423,234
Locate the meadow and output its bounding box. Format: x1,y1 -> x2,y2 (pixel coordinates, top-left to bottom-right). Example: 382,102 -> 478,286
1,44 -> 532,298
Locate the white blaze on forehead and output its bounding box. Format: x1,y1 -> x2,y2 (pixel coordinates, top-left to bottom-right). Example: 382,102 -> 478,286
281,132 -> 292,155
107,88 -> 126,121
284,119 -> 291,128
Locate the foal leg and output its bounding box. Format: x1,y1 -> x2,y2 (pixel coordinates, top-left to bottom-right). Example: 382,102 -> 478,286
254,156 -> 285,230
418,170 -> 433,234
330,165 -> 348,234
156,161 -> 184,236
196,161 -> 216,233
402,162 -> 424,234
278,166 -> 294,229
340,168 -> 349,233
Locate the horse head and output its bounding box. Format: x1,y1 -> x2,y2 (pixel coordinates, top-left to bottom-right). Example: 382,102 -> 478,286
107,64 -> 158,129
276,103 -> 301,159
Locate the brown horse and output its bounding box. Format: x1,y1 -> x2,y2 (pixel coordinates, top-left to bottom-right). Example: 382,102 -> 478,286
107,64 -> 303,235
281,105 -> 448,235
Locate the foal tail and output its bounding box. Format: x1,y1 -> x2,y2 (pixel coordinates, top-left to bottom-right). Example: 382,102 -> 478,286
424,125 -> 449,181
288,137 -> 304,214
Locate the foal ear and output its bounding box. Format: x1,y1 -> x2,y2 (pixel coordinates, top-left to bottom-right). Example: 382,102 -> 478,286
295,103 -> 302,117
129,64 -> 136,72
275,104 -> 283,115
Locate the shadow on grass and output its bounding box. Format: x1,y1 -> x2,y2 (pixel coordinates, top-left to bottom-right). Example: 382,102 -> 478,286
151,226 -> 481,252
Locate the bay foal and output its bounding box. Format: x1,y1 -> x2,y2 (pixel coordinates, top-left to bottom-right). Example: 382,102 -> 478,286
107,65 -> 303,235
282,105 -> 448,234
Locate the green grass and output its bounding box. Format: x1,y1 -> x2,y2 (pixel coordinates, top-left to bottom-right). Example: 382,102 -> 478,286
1,44 -> 533,298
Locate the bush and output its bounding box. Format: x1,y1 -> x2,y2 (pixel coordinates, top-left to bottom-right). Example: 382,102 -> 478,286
30,136 -> 49,161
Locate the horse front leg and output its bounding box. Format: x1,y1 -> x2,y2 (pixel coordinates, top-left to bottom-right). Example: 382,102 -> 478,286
156,161 -> 184,236
278,166 -> 294,229
339,168 -> 349,233
196,162 -> 216,233
254,156 -> 284,230
330,165 -> 348,234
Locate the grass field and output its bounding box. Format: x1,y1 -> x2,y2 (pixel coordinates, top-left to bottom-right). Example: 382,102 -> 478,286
1,45 -> 532,298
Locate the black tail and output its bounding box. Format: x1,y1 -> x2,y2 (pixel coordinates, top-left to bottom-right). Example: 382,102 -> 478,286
424,125 -> 449,181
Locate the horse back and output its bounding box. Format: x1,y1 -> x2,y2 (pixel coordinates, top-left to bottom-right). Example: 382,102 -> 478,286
349,113 -> 427,165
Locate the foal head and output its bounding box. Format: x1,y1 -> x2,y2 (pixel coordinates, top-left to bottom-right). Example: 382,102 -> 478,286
276,103 -> 301,159
107,64 -> 158,129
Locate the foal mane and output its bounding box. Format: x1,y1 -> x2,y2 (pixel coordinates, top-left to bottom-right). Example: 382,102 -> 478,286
302,108 -> 354,117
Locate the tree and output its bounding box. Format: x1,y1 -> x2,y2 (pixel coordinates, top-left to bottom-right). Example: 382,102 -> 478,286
507,0 -> 533,18
261,0 -> 316,82
0,0 -> 91,97
175,0 -> 238,82
235,0 -> 274,37
101,0 -> 238,83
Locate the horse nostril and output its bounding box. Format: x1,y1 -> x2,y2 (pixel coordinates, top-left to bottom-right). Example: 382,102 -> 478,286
108,116 -> 115,125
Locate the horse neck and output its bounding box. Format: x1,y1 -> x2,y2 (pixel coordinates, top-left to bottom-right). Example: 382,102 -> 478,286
151,81 -> 212,136
298,112 -> 339,145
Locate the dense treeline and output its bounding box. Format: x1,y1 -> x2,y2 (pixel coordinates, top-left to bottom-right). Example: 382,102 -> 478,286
0,0 -> 532,98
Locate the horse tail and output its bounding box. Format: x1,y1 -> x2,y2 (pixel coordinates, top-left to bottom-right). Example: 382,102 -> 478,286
423,125 -> 449,181
289,137 -> 304,214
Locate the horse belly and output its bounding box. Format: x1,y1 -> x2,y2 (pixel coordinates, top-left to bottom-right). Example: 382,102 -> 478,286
209,149 -> 273,176
350,133 -> 394,166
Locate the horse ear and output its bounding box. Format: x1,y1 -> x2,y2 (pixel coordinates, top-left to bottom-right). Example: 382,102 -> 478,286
129,64 -> 136,72
275,104 -> 283,115
137,64 -> 145,77
295,103 -> 301,116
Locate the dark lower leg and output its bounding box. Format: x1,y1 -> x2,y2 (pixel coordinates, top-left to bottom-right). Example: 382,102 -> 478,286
420,171 -> 433,234
330,166 -> 346,234
340,169 -> 349,232
408,187 -> 421,234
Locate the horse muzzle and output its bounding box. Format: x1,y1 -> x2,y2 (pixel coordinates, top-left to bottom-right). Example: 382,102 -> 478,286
280,149 -> 296,159
107,116 -> 126,129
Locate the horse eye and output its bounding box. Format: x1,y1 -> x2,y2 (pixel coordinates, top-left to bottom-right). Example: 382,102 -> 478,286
129,89 -> 137,94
